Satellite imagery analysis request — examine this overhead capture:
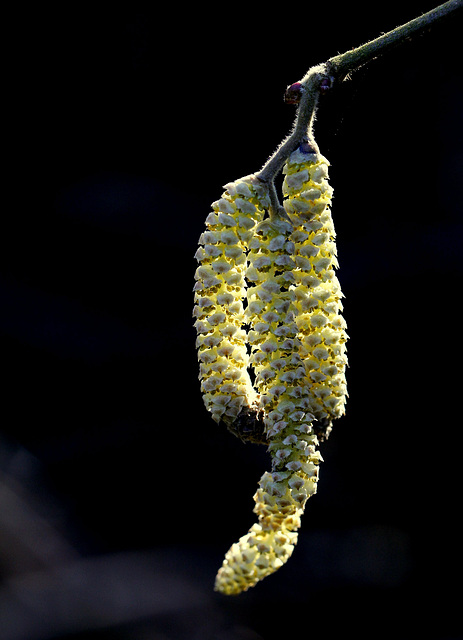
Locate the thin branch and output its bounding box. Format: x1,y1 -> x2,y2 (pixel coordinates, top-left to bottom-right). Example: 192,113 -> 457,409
329,0 -> 462,81
256,0 -> 462,189
257,64 -> 325,185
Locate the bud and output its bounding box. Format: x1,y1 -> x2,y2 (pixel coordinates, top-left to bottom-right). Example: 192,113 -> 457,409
284,81 -> 303,105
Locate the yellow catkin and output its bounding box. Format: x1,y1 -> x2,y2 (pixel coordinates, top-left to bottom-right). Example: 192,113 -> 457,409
283,146 -> 348,435
193,175 -> 269,426
204,144 -> 348,595
214,219 -> 322,595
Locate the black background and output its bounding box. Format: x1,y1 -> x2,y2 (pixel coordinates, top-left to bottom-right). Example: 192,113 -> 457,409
2,2 -> 463,638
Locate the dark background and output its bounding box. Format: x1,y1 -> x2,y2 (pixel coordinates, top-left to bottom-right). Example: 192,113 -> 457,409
2,2 -> 463,638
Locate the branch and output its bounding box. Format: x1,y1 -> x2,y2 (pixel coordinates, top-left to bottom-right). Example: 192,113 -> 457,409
257,0 -> 462,190
257,64 -> 325,185
329,0 -> 462,81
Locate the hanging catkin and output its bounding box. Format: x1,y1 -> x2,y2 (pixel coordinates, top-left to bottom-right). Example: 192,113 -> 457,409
193,175 -> 269,426
214,218 -> 322,595
283,144 -> 348,439
194,141 -> 348,594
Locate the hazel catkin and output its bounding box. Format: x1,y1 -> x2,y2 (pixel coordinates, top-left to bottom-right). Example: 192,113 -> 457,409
193,175 -> 269,426
283,145 -> 348,437
194,143 -> 348,595
214,219 -> 323,595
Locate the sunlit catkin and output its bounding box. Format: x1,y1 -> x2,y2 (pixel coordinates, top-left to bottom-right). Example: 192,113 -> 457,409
196,143 -> 348,595
193,175 -> 269,426
214,219 -> 322,595
283,145 -> 348,437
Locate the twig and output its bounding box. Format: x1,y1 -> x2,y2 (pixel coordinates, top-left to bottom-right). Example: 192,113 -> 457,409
257,0 -> 462,192
257,64 -> 325,186
329,0 -> 462,81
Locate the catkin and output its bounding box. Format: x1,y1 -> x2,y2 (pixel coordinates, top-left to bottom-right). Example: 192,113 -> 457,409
194,143 -> 348,595
193,175 -> 269,426
283,146 -> 348,437
214,220 -> 322,595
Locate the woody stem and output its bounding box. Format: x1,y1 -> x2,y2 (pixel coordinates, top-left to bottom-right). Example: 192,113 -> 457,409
328,0 -> 462,81
257,0 -> 461,188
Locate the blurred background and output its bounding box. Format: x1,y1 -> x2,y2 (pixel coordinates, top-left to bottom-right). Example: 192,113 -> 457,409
2,1 -> 463,638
